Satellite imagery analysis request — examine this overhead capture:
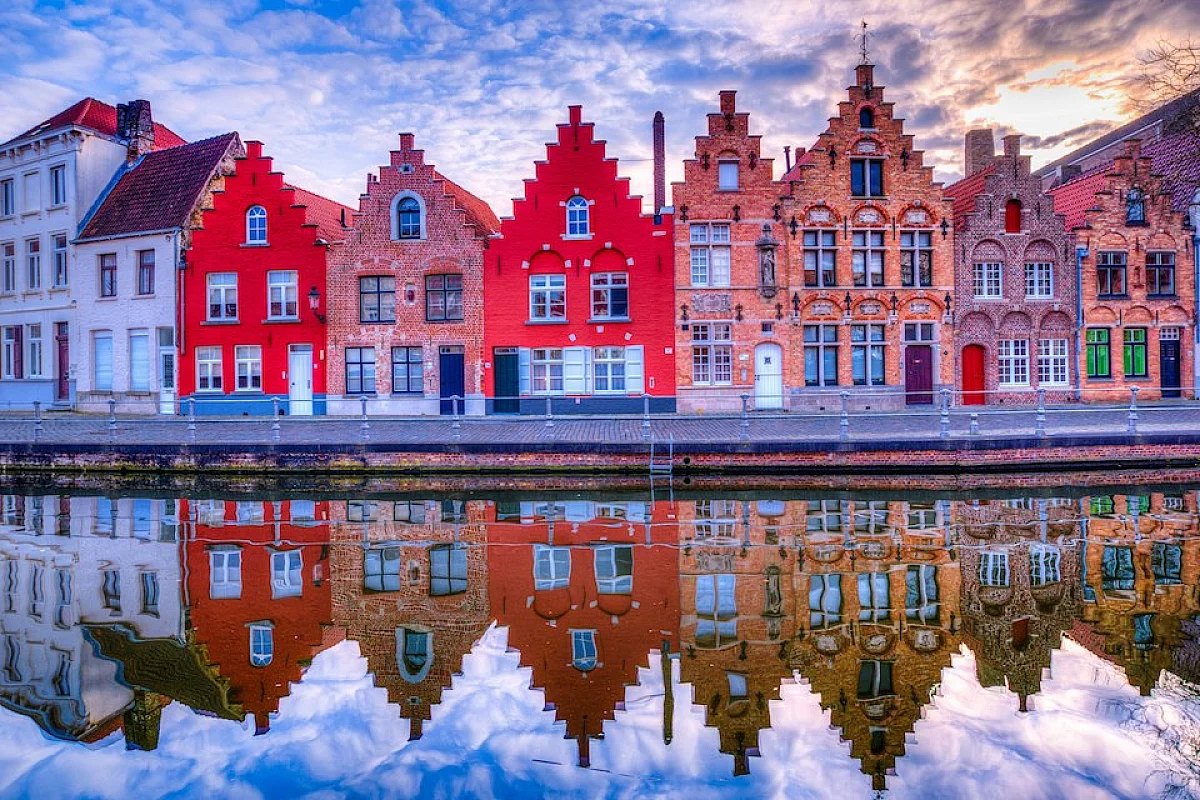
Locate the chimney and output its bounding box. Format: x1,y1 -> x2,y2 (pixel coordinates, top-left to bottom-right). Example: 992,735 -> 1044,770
120,99 -> 155,163
719,90 -> 736,117
855,63 -> 875,91
783,146 -> 792,173
652,111 -> 665,213
1060,164 -> 1082,183
568,105 -> 582,127
964,129 -> 995,176
1002,134 -> 1021,159
399,132 -> 415,151
1123,138 -> 1142,159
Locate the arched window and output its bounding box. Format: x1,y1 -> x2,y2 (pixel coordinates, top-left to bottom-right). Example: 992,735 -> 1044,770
859,107 -> 875,129
396,627 -> 432,683
246,206 -> 267,244
571,629 -> 597,671
1004,199 -> 1022,233
397,196 -> 422,239
566,196 -> 589,237
249,624 -> 273,667
1126,187 -> 1146,224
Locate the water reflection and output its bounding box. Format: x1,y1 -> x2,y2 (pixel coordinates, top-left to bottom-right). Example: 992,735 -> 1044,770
0,484 -> 1198,796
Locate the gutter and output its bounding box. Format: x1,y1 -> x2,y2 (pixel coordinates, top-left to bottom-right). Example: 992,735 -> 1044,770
1075,244 -> 1087,401
73,226 -> 178,246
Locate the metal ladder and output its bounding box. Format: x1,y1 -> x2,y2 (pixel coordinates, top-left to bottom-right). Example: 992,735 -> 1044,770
648,433 -> 674,476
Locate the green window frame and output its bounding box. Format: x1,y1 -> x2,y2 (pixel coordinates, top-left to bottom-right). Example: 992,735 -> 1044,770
1123,328 -> 1147,378
1086,328 -> 1110,378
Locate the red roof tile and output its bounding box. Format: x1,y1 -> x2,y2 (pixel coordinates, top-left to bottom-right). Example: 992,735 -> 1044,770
3,97 -> 186,149
943,164 -> 997,225
436,172 -> 500,236
78,133 -> 240,241
287,185 -> 353,241
1048,164 -> 1111,230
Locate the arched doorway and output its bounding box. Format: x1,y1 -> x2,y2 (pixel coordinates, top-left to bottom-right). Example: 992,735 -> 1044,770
962,344 -> 986,405
754,343 -> 783,410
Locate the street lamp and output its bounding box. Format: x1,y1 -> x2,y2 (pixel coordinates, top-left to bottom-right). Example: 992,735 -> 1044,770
308,286 -> 326,324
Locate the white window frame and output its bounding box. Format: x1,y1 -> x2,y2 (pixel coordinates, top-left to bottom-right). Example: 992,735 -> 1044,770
0,179 -> 13,217
691,322 -> 733,385
271,550 -> 302,598
973,262 -> 1002,299
531,347 -> 564,395
852,229 -> 885,287
207,273 -> 238,321
93,331 -> 113,391
530,274 -> 566,321
571,629 -> 597,671
51,234 -> 68,288
390,191 -> 427,241
565,195 -> 590,238
245,205 -> 268,244
533,545 -> 570,589
593,346 -> 626,393
25,237 -> 40,290
1037,338 -> 1069,387
979,551 -> 1010,587
49,165 -> 66,207
690,223 -> 731,287
209,548 -> 242,599
267,270 -> 298,320
717,159 -> 738,191
196,345 -> 223,392
26,324 -> 42,379
249,623 -> 273,666
1025,261 -> 1053,298
1030,544 -> 1061,586
22,171 -> 39,213
590,272 -> 628,320
235,346 -> 262,392
129,330 -> 150,391
594,544 -> 633,594
1,242 -> 14,292
998,339 -> 1030,387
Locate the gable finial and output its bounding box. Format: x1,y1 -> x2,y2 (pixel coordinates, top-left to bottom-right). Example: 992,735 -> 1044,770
858,20 -> 870,65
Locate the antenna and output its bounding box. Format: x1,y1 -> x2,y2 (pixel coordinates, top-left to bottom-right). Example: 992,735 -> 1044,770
858,20 -> 870,65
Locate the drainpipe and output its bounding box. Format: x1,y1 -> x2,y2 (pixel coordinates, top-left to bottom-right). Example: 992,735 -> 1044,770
1074,244 -> 1087,401
1190,197 -> 1200,396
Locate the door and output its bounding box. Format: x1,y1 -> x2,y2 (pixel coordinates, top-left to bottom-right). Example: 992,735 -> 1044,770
54,322 -> 69,401
439,346 -> 465,415
754,343 -> 783,410
1161,336 -> 1181,398
961,344 -> 986,405
288,345 -> 314,416
493,349 -> 519,413
904,345 -> 933,405
158,348 -> 176,414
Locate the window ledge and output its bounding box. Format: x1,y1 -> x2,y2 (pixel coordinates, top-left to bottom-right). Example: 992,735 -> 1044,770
973,296 -> 1005,301
1085,377 -> 1114,382
22,289 -> 43,297
391,236 -> 426,243
134,294 -> 156,300
96,295 -> 118,301
526,319 -> 568,325
715,188 -> 741,193
46,204 -> 67,212
1097,294 -> 1129,300
1024,296 -> 1055,301
1124,376 -> 1153,382
588,317 -> 631,324
561,234 -> 593,241
359,319 -> 397,325
194,390 -> 225,394
1147,294 -> 1178,300
390,392 -> 425,397
240,242 -> 269,248
263,317 -> 301,324
49,285 -> 67,292
202,319 -> 240,326
425,318 -> 464,324
232,390 -> 266,394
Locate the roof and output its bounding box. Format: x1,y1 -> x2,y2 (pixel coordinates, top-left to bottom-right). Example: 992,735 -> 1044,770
1143,129 -> 1200,213
78,132 -> 240,241
1047,163 -> 1111,230
943,164 -> 997,223
780,148 -> 816,182
287,185 -> 353,241
436,172 -> 500,236
2,97 -> 187,149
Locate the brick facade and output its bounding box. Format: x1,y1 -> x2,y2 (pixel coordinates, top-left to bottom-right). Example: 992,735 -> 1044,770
326,134 -> 497,416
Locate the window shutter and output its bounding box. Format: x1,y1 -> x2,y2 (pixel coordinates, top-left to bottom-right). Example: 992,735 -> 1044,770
564,347 -> 588,394
12,326 -> 22,379
518,348 -> 531,396
625,345 -> 644,394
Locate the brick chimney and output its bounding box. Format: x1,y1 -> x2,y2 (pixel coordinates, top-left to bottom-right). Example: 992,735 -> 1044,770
1002,134 -> 1021,158
652,111 -> 665,212
964,129 -> 994,176
719,90 -> 736,117
855,63 -> 875,90
117,99 -> 155,163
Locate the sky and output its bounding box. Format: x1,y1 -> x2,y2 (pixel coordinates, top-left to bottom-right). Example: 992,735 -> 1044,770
1,0 -> 1198,217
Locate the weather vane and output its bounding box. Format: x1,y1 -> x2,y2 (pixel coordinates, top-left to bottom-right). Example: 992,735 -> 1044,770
858,20 -> 870,65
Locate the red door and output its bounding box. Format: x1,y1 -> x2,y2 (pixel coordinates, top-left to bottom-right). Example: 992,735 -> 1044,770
962,344 -> 985,405
55,322 -> 69,401
904,345 -> 933,405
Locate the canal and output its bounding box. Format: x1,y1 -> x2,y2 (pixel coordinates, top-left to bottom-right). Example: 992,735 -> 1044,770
0,472 -> 1197,799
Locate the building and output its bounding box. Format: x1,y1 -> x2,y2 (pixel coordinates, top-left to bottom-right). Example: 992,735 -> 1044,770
944,132 -> 1077,404
1049,140 -> 1194,400
483,106 -> 676,414
0,98 -> 185,409
73,112 -> 241,413
671,91 -> 788,413
326,134 -> 497,416
180,141 -> 350,415
782,62 -> 955,409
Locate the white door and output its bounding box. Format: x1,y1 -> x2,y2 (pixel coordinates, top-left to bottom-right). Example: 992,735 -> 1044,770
754,343 -> 783,410
288,345 -> 313,416
158,348 -> 176,414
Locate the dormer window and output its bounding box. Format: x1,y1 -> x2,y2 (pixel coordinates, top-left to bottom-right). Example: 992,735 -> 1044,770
718,159 -> 739,190
1126,187 -> 1146,225
566,196 -> 589,237
246,206 -> 267,244
859,107 -> 875,129
397,197 -> 421,239
1005,199 -> 1022,233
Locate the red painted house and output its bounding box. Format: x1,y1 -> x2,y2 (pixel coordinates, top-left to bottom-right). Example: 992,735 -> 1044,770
483,107 -> 676,414
180,141 -> 352,415
182,498 -> 336,733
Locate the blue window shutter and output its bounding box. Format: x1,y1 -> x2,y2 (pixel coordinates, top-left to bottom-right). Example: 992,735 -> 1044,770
626,345 -> 644,394
518,348 -> 531,396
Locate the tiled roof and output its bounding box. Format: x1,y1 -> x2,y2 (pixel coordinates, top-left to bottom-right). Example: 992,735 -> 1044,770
78,133 -> 240,240
2,97 -> 186,149
943,164 -> 996,224
780,147 -> 816,182
436,172 -> 500,236
287,185 -> 353,241
1143,129 -> 1200,213
1047,163 -> 1111,230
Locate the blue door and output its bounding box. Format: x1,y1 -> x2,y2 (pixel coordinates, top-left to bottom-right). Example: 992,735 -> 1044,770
439,349 -> 465,415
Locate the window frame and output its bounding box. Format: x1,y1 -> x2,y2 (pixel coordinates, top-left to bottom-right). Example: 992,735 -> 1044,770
590,272 -> 629,320
390,346 -> 423,394
850,158 -> 884,197
690,223 -> 731,287
1123,327 -> 1148,378
803,229 -> 837,287
425,273 -> 464,322
206,272 -> 238,320
0,179 -> 13,217
852,229 -> 885,287
530,347 -> 565,394
49,164 -> 67,207
529,274 -> 567,321
99,253 -> 117,298
234,345 -> 263,392
1,242 -> 14,293
565,195 -> 590,237
691,322 -> 733,385
266,270 -> 298,319
245,205 -> 268,245
92,331 -> 113,391
396,196 -> 422,240
249,623 -> 273,666
899,230 -> 933,287
1024,261 -> 1053,299
1096,251 -> 1127,298
717,159 -> 739,191
1086,328 -> 1111,378
1146,251 -> 1176,297
593,346 -> 627,393
1037,338 -> 1069,387
972,261 -> 1002,299
851,323 -> 886,386
25,237 -> 40,290
997,339 -> 1030,387
359,275 -> 396,324
803,324 -> 839,386
196,345 -> 223,392
136,249 -> 155,296
345,346 -> 376,395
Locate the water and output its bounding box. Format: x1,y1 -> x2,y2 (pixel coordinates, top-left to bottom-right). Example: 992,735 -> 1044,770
0,474 -> 1198,799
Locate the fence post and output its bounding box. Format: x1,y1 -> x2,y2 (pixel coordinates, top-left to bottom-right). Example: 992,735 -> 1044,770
187,397 -> 197,443
33,401 -> 42,442
1127,385 -> 1139,436
939,389 -> 950,439
107,399 -> 117,442
544,396 -> 554,429
451,395 -> 461,439
840,391 -> 850,441
969,412 -> 979,436
642,393 -> 651,442
359,395 -> 370,441
271,397 -> 281,443
1035,388 -> 1047,438
740,393 -> 750,440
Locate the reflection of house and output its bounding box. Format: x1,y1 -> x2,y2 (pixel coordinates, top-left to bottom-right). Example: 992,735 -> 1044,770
183,498 -> 335,733
488,498 -> 679,766
329,498 -> 490,739
1071,492 -> 1200,694
791,497 -> 961,791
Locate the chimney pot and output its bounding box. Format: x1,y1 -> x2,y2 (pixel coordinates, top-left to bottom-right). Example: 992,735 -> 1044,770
652,111 -> 665,213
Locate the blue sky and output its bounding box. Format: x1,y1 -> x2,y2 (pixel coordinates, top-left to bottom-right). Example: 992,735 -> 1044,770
2,0 -> 1198,214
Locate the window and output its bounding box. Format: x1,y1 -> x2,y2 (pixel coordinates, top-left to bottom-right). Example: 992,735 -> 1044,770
1123,328 -> 1147,378
359,276 -> 396,323
101,569 -> 121,613
52,234 -> 67,287
347,500 -> 377,522
140,571 -> 160,616
364,547 -> 401,592
1152,542 -> 1182,585
24,324 -> 41,378
852,230 -> 885,287
1038,338 -> 1069,386
396,196 -> 422,239
129,331 -> 150,391
851,159 -> 884,197
395,501 -> 426,524
1030,544 -> 1061,586
571,629 -> 598,671
533,545 -> 571,589
691,322 -> 733,384
859,107 -> 875,128
695,574 -> 737,648
690,224 -> 731,287
97,253 -> 117,297
236,501 -> 264,525
250,624 -> 273,666
1101,546 -> 1135,592
0,179 -> 12,217
196,346 -> 222,391
22,172 -> 39,212
49,165 -> 66,207
246,205 -> 267,244
3,635 -> 21,682
853,501 -> 888,533
594,545 -> 633,594
425,274 -> 463,321
25,238 -> 40,290
398,628 -> 430,676
207,273 -> 237,320
26,563 -> 44,619
531,347 -> 564,394
998,339 -> 1029,386
809,574 -> 843,629
1097,251 -> 1126,297
979,551 -> 1009,587
1090,495 -> 1115,516
804,324 -> 839,386
1126,186 -> 1145,224
267,271 -> 297,318
718,159 -> 738,190
235,345 -> 262,391
851,324 -> 886,386
2,243 -> 14,292
345,347 -> 376,394
858,572 -> 891,622
210,549 -> 242,599
271,550 -> 302,598
803,230 -> 837,287
905,565 -> 939,624
856,660 -> 894,699
973,262 -> 1002,298
430,545 -> 467,596
53,568 -> 72,628
695,499 -> 738,539
1004,199 -> 1022,233
590,272 -> 628,319
593,346 -> 626,393
1086,329 -> 1111,378
566,196 -> 589,236
530,274 -> 566,320
900,231 -> 932,287
1147,252 -> 1175,296
391,346 -> 423,394
131,498 -> 152,538
93,332 -> 113,390
1025,262 -> 1052,298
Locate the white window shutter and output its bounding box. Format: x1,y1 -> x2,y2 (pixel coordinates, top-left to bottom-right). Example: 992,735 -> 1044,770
518,348 -> 531,396
626,502 -> 647,523
626,345 -> 644,394
564,347 -> 588,394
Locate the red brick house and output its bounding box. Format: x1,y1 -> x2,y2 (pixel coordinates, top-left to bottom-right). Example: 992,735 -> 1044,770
944,132 -> 1077,404
180,141 -> 351,415
1050,140 -> 1194,401
483,106 -> 676,414
327,134 -> 498,416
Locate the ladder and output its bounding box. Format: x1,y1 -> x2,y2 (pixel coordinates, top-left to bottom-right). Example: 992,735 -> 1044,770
649,434 -> 674,476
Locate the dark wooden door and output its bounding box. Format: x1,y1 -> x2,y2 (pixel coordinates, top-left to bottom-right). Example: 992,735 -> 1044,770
438,351 -> 465,415
961,344 -> 986,405
904,344 -> 933,405
55,322 -> 69,401
493,350 -> 519,414
1161,339 -> 1181,398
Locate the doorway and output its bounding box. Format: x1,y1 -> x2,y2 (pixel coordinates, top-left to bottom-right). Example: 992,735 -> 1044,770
904,345 -> 934,405
1161,329 -> 1181,398
493,348 -> 519,414
439,346 -> 465,415
55,322 -> 69,402
288,344 -> 314,416
754,343 -> 783,410
962,344 -> 985,405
